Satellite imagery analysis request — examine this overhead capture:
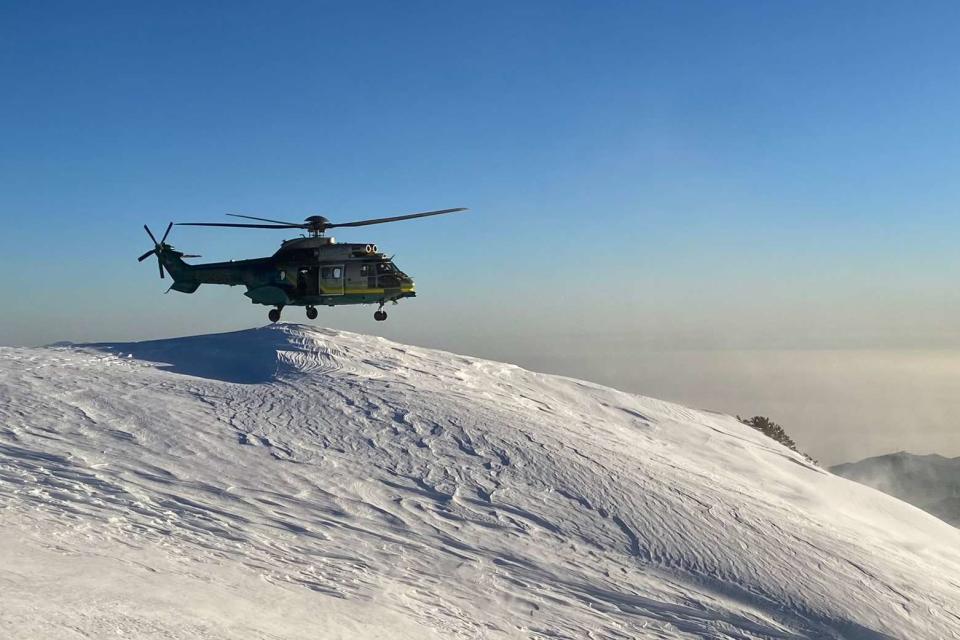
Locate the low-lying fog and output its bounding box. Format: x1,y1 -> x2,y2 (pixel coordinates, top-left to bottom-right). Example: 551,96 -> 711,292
497,348 -> 960,467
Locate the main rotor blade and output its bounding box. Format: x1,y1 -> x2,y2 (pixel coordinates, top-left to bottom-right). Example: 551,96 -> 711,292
227,213 -> 300,225
138,248 -> 156,262
328,208 -> 468,229
160,221 -> 173,244
144,224 -> 159,245
175,222 -> 304,229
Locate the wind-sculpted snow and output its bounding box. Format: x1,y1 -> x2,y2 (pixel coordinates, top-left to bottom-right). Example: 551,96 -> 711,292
1,325 -> 959,639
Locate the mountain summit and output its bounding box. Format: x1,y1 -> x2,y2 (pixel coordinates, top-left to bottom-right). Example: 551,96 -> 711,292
1,324 -> 958,639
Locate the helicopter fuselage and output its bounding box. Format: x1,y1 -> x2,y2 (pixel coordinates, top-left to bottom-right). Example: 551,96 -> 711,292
158,236 -> 415,312
140,206 -> 464,322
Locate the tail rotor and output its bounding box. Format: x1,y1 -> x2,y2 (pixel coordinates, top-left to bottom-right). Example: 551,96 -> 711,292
138,222 -> 174,279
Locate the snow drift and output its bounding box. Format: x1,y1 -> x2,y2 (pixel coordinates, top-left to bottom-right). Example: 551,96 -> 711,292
1,324 -> 958,639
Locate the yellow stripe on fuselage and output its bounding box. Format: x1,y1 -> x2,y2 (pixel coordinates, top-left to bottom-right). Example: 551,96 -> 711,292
325,284 -> 415,295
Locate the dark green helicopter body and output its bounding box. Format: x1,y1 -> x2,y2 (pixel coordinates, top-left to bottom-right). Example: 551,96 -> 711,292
139,209 -> 465,322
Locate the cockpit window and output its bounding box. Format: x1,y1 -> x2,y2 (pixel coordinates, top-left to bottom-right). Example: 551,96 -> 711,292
376,262 -> 395,274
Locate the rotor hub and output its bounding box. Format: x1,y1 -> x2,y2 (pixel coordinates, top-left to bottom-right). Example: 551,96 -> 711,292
304,215 -> 331,236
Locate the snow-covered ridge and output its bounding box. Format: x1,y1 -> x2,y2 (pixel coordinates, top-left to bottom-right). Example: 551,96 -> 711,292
1,324 -> 959,639
832,452 -> 960,527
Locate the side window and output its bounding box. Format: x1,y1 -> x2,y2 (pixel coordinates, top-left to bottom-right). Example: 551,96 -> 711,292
360,264 -> 369,276
333,267 -> 342,279
321,267 -> 330,279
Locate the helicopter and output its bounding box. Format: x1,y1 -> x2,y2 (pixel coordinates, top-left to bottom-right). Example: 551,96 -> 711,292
138,207 -> 467,322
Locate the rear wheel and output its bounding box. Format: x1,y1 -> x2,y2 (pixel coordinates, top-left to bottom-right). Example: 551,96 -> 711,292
306,306 -> 318,320
268,308 -> 281,323
374,310 -> 387,322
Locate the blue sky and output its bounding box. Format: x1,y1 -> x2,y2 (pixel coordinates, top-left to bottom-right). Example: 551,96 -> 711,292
2,1 -> 960,356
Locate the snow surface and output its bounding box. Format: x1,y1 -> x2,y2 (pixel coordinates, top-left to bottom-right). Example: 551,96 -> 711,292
1,324 -> 959,639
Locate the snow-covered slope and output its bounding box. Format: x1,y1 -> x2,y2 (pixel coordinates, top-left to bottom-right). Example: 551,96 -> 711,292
832,452 -> 960,527
1,325 -> 959,639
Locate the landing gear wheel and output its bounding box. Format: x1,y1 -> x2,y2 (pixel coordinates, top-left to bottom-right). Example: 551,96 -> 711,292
306,306 -> 318,320
374,310 -> 388,322
268,308 -> 281,323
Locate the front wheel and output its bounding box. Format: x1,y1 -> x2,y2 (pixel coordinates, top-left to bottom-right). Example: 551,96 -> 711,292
306,306 -> 318,320
268,308 -> 281,323
374,310 -> 387,322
